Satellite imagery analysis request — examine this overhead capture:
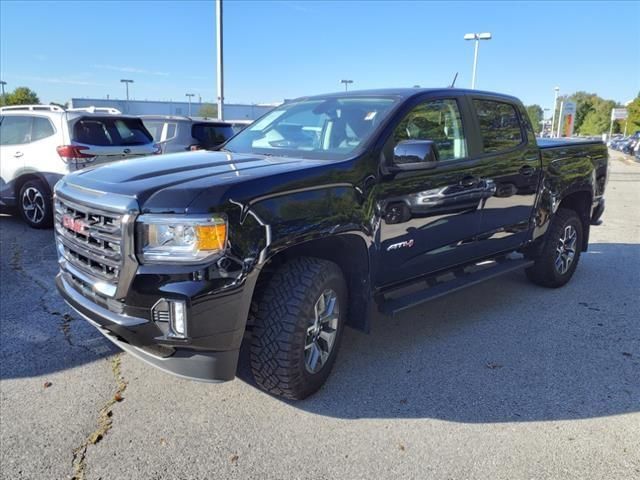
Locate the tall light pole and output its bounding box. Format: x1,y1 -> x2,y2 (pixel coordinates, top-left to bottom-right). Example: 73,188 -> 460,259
186,93 -> 195,116
216,0 -> 224,120
120,79 -> 134,113
0,80 -> 6,99
341,79 -> 354,91
464,32 -> 492,89
550,86 -> 560,138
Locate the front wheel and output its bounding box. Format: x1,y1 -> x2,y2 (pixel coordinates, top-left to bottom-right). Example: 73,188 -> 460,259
19,179 -> 53,229
526,208 -> 583,288
250,257 -> 347,399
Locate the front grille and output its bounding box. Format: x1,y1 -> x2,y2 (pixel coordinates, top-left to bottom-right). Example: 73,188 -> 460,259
55,197 -> 124,298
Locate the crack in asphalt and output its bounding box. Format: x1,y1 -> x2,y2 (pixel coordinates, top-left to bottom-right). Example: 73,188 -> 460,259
71,354 -> 128,480
9,240 -> 96,354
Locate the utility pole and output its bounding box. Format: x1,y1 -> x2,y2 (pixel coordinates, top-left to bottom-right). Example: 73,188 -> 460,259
216,0 -> 224,120
340,79 -> 354,91
464,32 -> 492,89
120,79 -> 134,113
556,101 -> 564,138
186,93 -> 195,116
0,80 -> 6,99
550,86 -> 560,138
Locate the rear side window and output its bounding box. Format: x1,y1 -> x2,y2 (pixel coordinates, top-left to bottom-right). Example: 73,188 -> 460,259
191,123 -> 234,148
32,117 -> 55,141
473,100 -> 523,153
0,116 -> 32,145
166,123 -> 177,140
72,117 -> 153,146
142,121 -> 165,142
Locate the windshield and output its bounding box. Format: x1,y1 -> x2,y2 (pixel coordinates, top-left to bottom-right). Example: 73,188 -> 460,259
224,96 -> 399,159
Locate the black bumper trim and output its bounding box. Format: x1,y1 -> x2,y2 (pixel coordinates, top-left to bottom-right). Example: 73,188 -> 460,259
56,273 -> 239,382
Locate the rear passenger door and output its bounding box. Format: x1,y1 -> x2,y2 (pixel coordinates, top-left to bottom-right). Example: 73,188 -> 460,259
470,97 -> 541,255
0,115 -> 32,190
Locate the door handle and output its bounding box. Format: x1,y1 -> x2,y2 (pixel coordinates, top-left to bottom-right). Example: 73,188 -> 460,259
13,151 -> 24,158
459,176 -> 479,188
519,165 -> 535,176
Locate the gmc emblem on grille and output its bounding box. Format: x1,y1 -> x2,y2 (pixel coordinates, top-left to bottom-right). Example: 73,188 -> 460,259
62,215 -> 87,234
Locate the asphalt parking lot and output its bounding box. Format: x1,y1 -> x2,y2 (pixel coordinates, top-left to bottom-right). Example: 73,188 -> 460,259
1,151 -> 638,480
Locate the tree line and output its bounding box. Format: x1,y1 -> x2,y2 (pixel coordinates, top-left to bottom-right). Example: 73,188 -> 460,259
526,91 -> 640,136
2,85 -> 638,137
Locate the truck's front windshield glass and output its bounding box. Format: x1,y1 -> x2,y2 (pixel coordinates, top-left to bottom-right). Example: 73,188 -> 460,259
224,96 -> 399,159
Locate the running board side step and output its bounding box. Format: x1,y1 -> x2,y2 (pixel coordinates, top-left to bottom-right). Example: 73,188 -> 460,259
379,258 -> 534,316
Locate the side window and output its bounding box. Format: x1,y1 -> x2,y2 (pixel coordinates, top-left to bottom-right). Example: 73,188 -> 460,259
142,121 -> 165,142
473,99 -> 523,153
165,123 -> 177,141
0,116 -> 32,145
393,99 -> 467,161
31,117 -> 55,141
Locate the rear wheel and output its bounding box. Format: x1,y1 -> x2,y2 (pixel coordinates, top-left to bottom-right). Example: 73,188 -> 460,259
250,257 -> 347,399
19,179 -> 53,229
526,208 -> 582,288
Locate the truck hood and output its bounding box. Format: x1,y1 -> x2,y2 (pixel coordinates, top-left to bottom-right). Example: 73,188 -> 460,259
63,151 -> 328,213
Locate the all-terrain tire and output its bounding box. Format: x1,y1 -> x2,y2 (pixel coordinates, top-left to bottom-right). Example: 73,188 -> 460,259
526,208 -> 583,288
250,257 -> 347,399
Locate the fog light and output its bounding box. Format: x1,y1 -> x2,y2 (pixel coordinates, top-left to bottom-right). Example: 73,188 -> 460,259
170,301 -> 187,338
151,299 -> 188,338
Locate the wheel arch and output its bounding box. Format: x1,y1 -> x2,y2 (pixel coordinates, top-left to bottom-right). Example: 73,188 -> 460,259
252,233 -> 373,333
13,170 -> 55,199
557,189 -> 592,251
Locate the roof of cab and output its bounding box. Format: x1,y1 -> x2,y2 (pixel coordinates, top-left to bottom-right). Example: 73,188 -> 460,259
296,88 -> 521,104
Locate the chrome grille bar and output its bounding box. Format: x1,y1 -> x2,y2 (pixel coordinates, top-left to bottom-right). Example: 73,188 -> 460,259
54,196 -> 124,299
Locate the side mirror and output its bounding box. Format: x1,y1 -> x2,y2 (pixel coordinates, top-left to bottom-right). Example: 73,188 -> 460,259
392,140 -> 439,171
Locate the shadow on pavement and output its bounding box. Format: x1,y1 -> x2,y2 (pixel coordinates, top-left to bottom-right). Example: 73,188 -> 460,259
237,243 -> 639,423
1,215 -> 118,380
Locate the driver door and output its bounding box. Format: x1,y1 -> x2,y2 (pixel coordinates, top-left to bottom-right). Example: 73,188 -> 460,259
375,95 -> 492,287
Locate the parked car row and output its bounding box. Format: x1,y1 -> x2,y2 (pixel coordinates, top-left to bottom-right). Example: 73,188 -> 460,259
608,132 -> 640,156
0,105 -> 252,228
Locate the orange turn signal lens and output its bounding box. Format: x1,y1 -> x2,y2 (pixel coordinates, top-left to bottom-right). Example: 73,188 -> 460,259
196,223 -> 227,251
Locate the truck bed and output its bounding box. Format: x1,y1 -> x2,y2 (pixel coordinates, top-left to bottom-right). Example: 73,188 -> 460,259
537,138 -> 603,149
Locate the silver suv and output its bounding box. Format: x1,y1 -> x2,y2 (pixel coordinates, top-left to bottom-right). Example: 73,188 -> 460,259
141,116 -> 235,154
0,105 -> 159,228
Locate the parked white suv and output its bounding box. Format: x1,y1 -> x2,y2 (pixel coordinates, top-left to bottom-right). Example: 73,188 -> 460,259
0,105 -> 159,228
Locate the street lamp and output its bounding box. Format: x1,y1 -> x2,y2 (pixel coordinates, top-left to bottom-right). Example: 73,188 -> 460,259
120,79 -> 134,113
340,79 -> 354,92
463,32 -> 492,89
0,80 -> 6,98
550,86 -> 560,138
216,0 -> 224,120
186,93 -> 195,116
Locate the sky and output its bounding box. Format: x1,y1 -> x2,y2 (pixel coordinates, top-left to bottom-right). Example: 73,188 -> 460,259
1,0 -> 638,112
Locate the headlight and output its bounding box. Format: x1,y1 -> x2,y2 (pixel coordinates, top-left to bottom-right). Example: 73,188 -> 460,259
137,215 -> 227,264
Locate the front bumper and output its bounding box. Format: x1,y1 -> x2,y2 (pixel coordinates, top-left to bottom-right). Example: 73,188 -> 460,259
56,273 -> 240,382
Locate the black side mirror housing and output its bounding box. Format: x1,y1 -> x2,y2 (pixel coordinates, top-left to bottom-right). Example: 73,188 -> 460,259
392,140 -> 439,171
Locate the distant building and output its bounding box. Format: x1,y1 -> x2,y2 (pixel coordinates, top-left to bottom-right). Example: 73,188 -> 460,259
68,98 -> 278,120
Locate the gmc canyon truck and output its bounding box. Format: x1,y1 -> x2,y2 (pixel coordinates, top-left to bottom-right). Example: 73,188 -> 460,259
54,89 -> 608,399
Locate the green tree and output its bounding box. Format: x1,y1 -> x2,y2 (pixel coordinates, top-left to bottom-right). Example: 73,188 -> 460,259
4,86 -> 40,105
198,103 -> 218,118
624,96 -> 640,136
568,91 -> 598,133
525,104 -> 543,133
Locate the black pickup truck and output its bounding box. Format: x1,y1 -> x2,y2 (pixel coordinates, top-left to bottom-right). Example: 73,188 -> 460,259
54,89 -> 608,399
